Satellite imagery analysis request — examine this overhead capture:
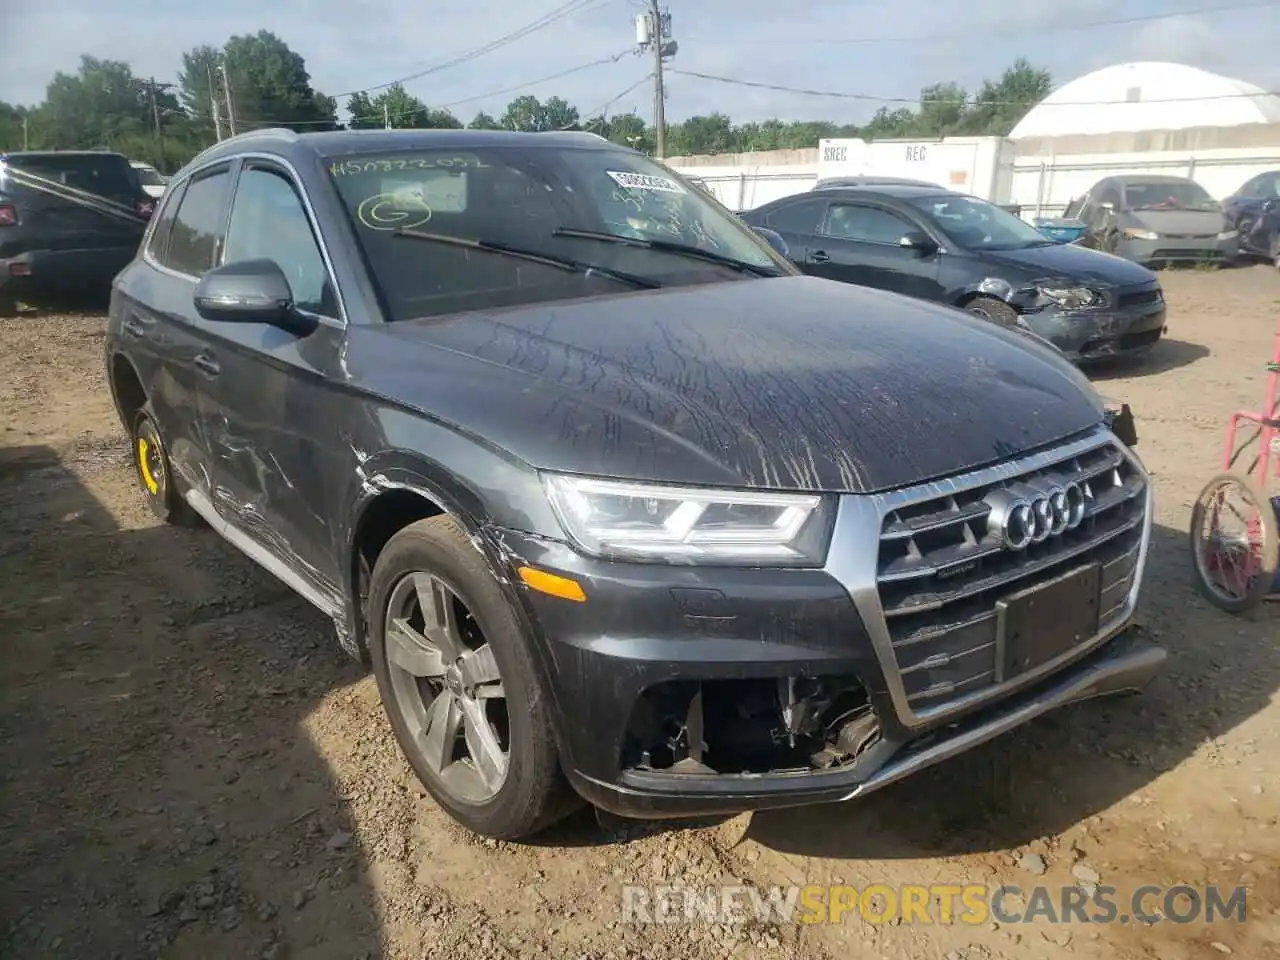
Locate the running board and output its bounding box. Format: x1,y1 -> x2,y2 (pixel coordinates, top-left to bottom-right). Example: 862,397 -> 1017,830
182,488 -> 344,621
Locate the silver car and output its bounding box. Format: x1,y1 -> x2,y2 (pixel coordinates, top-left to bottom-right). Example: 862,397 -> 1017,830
1063,175 -> 1238,266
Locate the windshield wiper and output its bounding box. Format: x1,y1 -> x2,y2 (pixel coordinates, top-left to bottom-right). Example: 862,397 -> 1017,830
551,227 -> 782,277
392,228 -> 661,289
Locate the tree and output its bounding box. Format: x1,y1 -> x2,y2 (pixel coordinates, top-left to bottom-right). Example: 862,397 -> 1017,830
177,45 -> 223,141
11,45 -> 1054,162
39,56 -> 152,149
349,83 -> 419,128
421,108 -> 463,130
597,112 -> 651,152
917,83 -> 968,138
961,58 -> 1053,136
667,113 -> 736,156
178,31 -> 337,137
498,95 -> 577,132
0,102 -> 31,151
540,96 -> 579,131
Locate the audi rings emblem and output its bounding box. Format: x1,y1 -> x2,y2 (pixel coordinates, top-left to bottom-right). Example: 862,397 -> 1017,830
984,481 -> 1086,550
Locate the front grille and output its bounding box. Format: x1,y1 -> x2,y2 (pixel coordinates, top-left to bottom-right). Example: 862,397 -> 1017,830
874,433 -> 1146,710
1116,287 -> 1162,309
1152,248 -> 1222,260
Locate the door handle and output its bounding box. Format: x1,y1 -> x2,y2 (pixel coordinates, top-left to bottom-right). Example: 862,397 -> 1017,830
194,353 -> 221,377
809,250 -> 831,264
122,318 -> 146,339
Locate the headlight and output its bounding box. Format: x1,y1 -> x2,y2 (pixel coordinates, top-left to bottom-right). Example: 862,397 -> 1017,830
1217,229 -> 1238,240
1122,228 -> 1158,241
541,474 -> 834,565
1040,285 -> 1104,308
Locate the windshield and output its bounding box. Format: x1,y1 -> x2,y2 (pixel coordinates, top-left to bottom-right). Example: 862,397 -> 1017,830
1122,181 -> 1218,211
326,145 -> 789,322
133,166 -> 165,187
5,153 -> 139,201
906,193 -> 1051,251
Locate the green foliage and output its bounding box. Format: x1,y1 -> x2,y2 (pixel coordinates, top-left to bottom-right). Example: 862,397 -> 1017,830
467,111 -> 501,130
348,84 -> 461,130
220,30 -> 338,132
1,41 -> 1051,170
499,95 -> 580,132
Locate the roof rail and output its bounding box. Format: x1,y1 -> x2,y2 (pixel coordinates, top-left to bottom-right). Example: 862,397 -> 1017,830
224,127 -> 300,143
184,127 -> 302,168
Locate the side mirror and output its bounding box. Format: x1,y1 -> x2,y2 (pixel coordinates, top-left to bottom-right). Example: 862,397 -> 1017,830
750,225 -> 789,258
898,230 -> 938,255
193,259 -> 315,335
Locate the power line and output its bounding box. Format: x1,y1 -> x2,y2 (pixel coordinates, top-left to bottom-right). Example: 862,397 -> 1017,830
435,49 -> 635,110
685,0 -> 1280,45
240,51 -> 639,129
574,73 -> 654,129
666,67 -> 1280,108
329,0 -> 614,100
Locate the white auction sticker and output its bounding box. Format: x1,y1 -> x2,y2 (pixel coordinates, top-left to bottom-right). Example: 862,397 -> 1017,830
606,170 -> 686,194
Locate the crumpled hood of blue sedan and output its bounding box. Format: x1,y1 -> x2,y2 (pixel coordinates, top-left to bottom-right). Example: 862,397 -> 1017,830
364,275 -> 1105,494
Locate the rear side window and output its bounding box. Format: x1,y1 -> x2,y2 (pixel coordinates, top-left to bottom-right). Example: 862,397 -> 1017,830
765,198 -> 828,235
133,166 -> 166,188
165,169 -> 231,276
145,181 -> 186,264
5,153 -> 139,200
823,203 -> 916,244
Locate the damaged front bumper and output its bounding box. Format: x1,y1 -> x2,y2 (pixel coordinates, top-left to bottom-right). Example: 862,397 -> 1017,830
580,631 -> 1163,818
496,434 -> 1159,819
1020,287 -> 1168,362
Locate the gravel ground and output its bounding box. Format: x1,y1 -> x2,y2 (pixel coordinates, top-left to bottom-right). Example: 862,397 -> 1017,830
2,266 -> 1279,960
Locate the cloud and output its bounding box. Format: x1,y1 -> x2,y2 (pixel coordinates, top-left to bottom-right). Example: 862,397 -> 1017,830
0,0 -> 1275,125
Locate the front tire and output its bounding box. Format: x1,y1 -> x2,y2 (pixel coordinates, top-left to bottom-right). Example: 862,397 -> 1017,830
367,516 -> 575,839
964,295 -> 1020,329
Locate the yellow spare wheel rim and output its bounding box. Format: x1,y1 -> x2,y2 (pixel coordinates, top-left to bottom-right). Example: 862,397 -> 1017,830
138,437 -> 159,495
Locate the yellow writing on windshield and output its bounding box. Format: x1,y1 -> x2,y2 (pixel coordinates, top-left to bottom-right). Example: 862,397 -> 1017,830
356,193 -> 433,231
330,156 -> 491,177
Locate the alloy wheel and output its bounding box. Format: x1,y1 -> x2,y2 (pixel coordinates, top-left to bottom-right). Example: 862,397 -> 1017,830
383,570 -> 510,803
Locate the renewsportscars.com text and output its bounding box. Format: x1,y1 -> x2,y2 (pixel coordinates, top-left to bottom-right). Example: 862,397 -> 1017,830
620,883 -> 1248,926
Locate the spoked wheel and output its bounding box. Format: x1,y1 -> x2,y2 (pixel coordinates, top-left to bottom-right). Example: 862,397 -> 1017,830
368,516 -> 575,838
1189,472 -> 1278,613
384,569 -> 510,802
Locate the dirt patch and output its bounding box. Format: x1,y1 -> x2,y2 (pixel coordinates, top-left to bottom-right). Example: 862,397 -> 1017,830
2,266 -> 1278,960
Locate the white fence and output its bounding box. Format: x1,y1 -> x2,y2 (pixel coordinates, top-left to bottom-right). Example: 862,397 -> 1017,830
667,126 -> 1280,217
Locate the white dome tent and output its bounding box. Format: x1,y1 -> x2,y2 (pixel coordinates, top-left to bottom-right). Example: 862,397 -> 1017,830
1009,62 -> 1280,140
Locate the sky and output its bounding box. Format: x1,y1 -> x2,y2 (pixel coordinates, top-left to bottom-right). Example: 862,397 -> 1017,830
2,0 -> 1279,127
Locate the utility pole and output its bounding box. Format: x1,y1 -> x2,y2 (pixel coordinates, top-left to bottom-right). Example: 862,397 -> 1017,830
384,102 -> 391,130
219,59 -> 238,136
21,115 -> 29,151
207,62 -> 225,141
140,77 -> 174,140
636,2 -> 676,157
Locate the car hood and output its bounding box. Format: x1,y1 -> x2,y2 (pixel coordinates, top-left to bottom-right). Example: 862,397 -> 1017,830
978,241 -> 1156,286
361,276 -> 1105,494
1127,208 -> 1226,235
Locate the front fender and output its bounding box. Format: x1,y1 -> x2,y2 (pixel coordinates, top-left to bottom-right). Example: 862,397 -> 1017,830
341,448 -> 578,769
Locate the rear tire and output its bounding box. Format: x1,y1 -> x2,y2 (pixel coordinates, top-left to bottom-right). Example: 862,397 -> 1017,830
964,295 -> 1020,329
367,515 -> 578,839
132,406 -> 201,526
